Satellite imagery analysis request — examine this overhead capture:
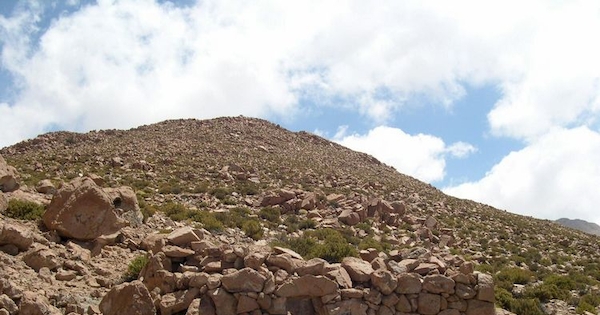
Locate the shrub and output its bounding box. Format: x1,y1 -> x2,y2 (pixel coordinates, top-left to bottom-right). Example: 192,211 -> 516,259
510,298 -> 544,315
123,255 -> 148,282
259,207 -> 281,224
242,220 -> 263,240
298,219 -> 316,230
5,199 -> 45,220
576,301 -> 596,314
210,187 -> 230,200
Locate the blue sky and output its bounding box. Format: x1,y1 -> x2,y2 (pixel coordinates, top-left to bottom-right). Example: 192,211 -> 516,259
2,0 -> 600,224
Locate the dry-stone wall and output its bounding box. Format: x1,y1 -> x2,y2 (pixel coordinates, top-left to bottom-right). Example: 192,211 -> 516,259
101,226 -> 496,315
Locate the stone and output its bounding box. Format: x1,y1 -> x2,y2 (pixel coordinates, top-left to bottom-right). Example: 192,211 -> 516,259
36,179 -> 56,195
0,223 -> 33,251
221,268 -> 266,292
422,274 -> 455,294
477,273 -> 495,302
466,299 -> 495,315
0,193 -> 7,214
323,299 -> 368,315
370,269 -> 398,295
0,294 -> 17,315
456,283 -> 477,299
208,288 -> 237,315
413,263 -> 440,275
99,280 -> 156,315
364,288 -> 382,305
189,272 -> 210,288
163,245 -> 195,258
159,288 -> 200,315
140,233 -> 166,254
341,257 -> 373,283
267,253 -> 298,273
167,227 -> 201,247
439,309 -> 460,315
418,293 -> 441,315
341,288 -> 364,299
42,177 -> 130,240
23,246 -> 60,271
0,156 -> 19,192
55,269 -> 77,281
276,275 -> 338,297
325,264 -> 353,289
339,210 -> 361,226
244,252 -> 267,270
273,246 -> 303,260
237,295 -> 260,313
396,273 -> 422,294
395,294 -> 412,313
297,258 -> 327,276
140,252 -> 176,294
18,291 -> 61,315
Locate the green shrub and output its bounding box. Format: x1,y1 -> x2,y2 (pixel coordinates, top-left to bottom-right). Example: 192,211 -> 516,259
510,298 -> 544,315
210,187 -> 230,200
5,199 -> 45,220
189,211 -> 224,231
123,255 -> 149,282
242,220 -> 263,240
259,207 -> 281,224
298,219 -> 316,230
576,301 -> 596,314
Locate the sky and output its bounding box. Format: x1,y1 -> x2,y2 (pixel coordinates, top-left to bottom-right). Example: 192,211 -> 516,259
1,0 -> 600,224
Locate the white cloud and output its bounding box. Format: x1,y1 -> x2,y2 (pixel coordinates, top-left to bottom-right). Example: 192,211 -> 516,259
334,126 -> 476,183
0,0 -> 600,148
444,126 -> 600,224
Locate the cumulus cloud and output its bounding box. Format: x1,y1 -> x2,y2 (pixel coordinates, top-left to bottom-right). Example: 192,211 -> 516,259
334,126 -> 476,183
0,0 -> 598,148
444,127 -> 600,223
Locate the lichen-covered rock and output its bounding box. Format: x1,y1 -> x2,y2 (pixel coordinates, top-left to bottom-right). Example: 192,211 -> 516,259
99,281 -> 156,315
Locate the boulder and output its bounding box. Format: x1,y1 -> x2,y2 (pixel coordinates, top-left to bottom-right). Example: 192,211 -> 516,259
0,155 -> 19,192
99,281 -> 156,315
35,180 -> 56,195
466,299 -> 495,315
477,273 -> 495,302
237,295 -> 260,313
323,299 -> 368,315
370,269 -> 397,295
0,294 -> 17,315
103,186 -> 144,227
159,288 -> 200,315
339,210 -> 360,226
324,264 -> 353,289
208,288 -> 237,315
418,292 -> 441,315
276,275 -> 338,297
341,257 -> 373,283
0,223 -> 33,251
18,291 -> 61,315
297,258 -> 327,276
43,177 -> 141,240
396,273 -> 422,294
221,268 -> 266,292
422,274 -> 455,294
267,253 -> 299,273
23,246 -> 60,271
167,227 -> 201,247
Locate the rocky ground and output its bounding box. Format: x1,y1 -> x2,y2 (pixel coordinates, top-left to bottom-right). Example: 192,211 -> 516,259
1,117 -> 599,315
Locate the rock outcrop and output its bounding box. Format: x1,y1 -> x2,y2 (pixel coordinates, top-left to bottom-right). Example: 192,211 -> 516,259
42,177 -> 142,240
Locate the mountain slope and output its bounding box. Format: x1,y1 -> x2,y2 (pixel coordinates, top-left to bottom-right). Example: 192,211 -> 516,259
2,116 -> 600,314
556,218 -> 600,236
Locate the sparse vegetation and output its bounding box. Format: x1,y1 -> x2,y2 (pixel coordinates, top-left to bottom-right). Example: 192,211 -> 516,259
5,199 -> 45,221
123,254 -> 148,282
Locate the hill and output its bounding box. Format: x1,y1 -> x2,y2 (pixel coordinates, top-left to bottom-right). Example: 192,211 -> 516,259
556,218 -> 600,236
1,116 -> 600,315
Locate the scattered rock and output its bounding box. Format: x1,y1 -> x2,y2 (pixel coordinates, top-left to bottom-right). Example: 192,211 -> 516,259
99,281 -> 156,315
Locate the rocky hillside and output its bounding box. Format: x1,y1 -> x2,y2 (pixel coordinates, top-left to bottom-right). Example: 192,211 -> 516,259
556,218 -> 600,236
1,116 -> 600,315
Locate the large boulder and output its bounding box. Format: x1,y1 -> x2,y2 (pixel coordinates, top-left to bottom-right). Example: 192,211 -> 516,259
42,177 -> 142,240
0,155 -> 19,193
99,281 -> 156,315
221,268 -> 266,292
341,257 -> 373,283
18,291 -> 61,315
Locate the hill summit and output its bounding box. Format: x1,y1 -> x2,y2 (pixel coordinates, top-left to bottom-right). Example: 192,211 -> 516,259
1,116 -> 600,315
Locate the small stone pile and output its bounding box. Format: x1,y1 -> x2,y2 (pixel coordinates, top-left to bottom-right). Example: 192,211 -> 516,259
99,226 -> 496,315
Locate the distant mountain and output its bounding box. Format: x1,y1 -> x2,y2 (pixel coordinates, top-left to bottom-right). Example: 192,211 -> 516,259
556,218 -> 600,236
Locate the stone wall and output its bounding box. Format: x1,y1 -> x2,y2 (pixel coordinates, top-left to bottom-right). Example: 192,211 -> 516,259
101,227 -> 496,315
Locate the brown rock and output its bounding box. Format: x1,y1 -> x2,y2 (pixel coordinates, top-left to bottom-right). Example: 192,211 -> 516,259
0,192 -> 6,214
273,246 -> 303,260
396,273 -> 422,294
341,288 -> 364,299
414,263 -> 440,275
189,272 -> 210,288
439,309 -> 461,315
395,294 -> 412,312
466,299 -> 495,315
456,283 -> 477,299
35,179 -> 56,195
103,185 -> 144,226
167,227 -> 201,247
140,252 -> 176,294
0,222 -> 33,251
325,264 -> 353,289
297,258 -> 327,276
221,268 -> 266,293
0,294 -> 17,315
140,233 -> 166,254
267,253 -> 298,273
237,295 -> 260,313
370,269 -> 397,295
163,245 -> 195,258
341,257 -> 373,283
422,274 -> 455,294
276,275 -> 338,297
23,246 -> 60,271
339,210 -> 360,226
42,177 -> 128,240
208,288 -> 237,315
0,156 -> 19,192
418,292 -> 441,315
99,280 -> 156,315
477,273 -> 495,302
19,291 -> 61,315
323,299 -> 368,315
159,288 -> 200,315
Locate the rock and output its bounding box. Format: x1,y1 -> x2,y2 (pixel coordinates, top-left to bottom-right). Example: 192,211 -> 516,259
23,246 -> 60,271
99,280 -> 156,315
297,258 -> 327,276
18,291 -> 61,315
339,210 -> 360,226
267,253 -> 298,273
422,274 -> 455,294
103,186 -> 144,226
418,292 -> 441,315
477,273 -> 495,302
395,294 -> 412,313
0,294 -> 17,315
0,155 -> 19,192
260,189 -> 295,206
0,193 -> 7,214
396,273 -> 422,294
0,223 -> 33,251
370,269 -> 397,295
273,246 -> 303,260
163,245 -> 195,258
208,288 -> 237,315
55,269 -> 77,281
466,299 -> 495,315
35,180 -> 56,195
43,177 -> 128,240
276,275 -> 338,297
189,272 -> 210,288
323,299 -> 368,315
439,309 -> 460,315
244,252 -> 267,270
341,257 -> 373,283
159,288 -> 200,315
413,263 -> 440,275
325,264 -> 353,289
140,252 -> 175,294
237,295 -> 260,313
456,283 -> 477,299
221,268 -> 266,292
167,227 -> 201,247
